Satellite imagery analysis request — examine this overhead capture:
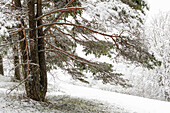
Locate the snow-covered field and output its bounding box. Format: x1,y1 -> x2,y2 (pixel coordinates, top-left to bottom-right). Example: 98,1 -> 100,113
0,73 -> 170,113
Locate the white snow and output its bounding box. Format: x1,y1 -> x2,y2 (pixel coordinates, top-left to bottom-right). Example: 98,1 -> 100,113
50,79 -> 170,113
0,0 -> 170,112
47,69 -> 170,113
0,73 -> 170,113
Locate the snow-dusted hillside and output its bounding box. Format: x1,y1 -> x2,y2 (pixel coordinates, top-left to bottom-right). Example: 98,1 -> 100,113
0,74 -> 170,113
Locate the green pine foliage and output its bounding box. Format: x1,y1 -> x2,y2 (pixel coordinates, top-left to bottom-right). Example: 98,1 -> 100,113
0,0 -> 160,87
121,0 -> 149,14
43,0 -> 161,87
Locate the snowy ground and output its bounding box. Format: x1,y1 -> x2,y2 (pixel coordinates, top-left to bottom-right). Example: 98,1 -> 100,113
0,74 -> 170,113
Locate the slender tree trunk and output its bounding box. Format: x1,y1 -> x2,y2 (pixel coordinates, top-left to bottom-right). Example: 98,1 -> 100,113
37,0 -> 47,99
19,19 -> 27,80
13,45 -> 21,80
14,0 -> 27,79
0,55 -> 4,76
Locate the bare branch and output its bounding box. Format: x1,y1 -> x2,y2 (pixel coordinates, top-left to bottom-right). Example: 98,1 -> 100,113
9,28 -> 31,35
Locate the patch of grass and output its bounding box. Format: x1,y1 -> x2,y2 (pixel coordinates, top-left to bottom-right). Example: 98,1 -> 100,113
1,93 -> 126,113
45,95 -> 112,113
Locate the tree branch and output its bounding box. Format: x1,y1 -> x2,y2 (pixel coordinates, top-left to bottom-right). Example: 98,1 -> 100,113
43,0 -> 76,34
35,7 -> 84,21
37,22 -> 120,38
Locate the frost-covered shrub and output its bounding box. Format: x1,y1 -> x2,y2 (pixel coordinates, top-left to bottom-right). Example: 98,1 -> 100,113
143,11 -> 170,101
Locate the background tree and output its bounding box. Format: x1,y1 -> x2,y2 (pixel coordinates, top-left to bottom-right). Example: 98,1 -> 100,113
144,11 -> 170,101
0,0 -> 19,76
0,55 -> 4,75
13,0 -> 27,81
13,42 -> 21,80
113,11 -> 170,101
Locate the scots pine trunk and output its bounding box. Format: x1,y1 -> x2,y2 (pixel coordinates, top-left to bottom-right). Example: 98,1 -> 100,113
0,55 -> 4,75
26,0 -> 47,101
27,0 -> 40,101
37,0 -> 47,98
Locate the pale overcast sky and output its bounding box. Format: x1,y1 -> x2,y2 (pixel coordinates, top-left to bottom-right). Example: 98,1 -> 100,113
148,0 -> 170,14
145,0 -> 170,22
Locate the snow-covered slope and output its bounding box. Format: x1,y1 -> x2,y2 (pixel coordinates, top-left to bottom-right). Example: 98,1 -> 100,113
0,75 -> 170,113
55,81 -> 170,113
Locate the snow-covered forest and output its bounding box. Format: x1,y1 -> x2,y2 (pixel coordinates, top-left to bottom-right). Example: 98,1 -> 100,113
0,0 -> 169,112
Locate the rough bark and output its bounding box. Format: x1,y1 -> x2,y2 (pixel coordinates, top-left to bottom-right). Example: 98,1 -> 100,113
37,0 -> 47,99
26,0 -> 46,101
14,0 -> 47,101
0,55 -> 4,76
27,0 -> 40,101
13,45 -> 21,80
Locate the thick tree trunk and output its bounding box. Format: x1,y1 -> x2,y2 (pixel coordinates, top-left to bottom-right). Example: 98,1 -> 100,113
13,45 -> 21,80
14,0 -> 47,101
0,55 -> 4,76
37,0 -> 47,99
27,0 -> 40,101
26,0 -> 47,101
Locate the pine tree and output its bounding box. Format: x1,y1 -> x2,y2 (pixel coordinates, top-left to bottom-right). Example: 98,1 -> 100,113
0,0 -> 161,101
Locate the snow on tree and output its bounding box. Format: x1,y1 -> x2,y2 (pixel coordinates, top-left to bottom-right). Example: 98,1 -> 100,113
114,11 -> 170,101
81,0 -> 148,32
0,0 -> 161,101
143,11 -> 170,101
0,0 -> 18,37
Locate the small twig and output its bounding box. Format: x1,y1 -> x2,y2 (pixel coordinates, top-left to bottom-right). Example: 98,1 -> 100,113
6,77 -> 29,95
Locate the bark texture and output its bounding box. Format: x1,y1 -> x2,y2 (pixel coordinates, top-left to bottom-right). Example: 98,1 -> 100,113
37,0 -> 47,99
13,45 -> 21,80
25,0 -> 47,101
0,55 -> 4,76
